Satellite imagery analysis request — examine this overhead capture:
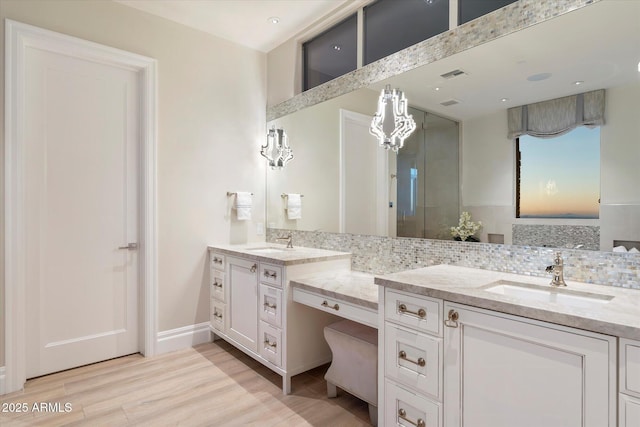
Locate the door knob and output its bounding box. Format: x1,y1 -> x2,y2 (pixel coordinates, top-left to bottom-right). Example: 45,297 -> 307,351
118,243 -> 138,250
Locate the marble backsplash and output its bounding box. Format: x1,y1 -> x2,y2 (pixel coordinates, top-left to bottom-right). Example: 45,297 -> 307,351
266,228 -> 640,290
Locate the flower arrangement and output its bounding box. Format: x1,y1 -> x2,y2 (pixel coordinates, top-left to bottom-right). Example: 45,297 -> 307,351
450,211 -> 482,241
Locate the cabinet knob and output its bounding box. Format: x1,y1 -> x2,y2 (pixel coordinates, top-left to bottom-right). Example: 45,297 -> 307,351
445,309 -> 459,328
264,270 -> 277,279
398,408 -> 425,427
250,264 -> 257,273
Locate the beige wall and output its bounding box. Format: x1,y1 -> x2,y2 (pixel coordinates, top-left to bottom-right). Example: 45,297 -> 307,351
1,0 -> 267,367
266,88 -> 379,232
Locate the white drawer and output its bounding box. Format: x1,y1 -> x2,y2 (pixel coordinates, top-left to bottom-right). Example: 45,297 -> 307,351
385,379 -> 442,427
210,269 -> 226,302
292,287 -> 378,329
385,289 -> 442,337
210,252 -> 225,271
259,284 -> 283,328
259,321 -> 282,367
210,299 -> 227,333
621,338 -> 640,398
385,323 -> 442,400
260,263 -> 283,288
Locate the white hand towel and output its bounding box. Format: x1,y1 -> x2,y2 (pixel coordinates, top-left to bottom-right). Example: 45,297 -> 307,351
286,194 -> 302,220
613,245 -> 628,253
234,192 -> 252,221
629,247 -> 640,253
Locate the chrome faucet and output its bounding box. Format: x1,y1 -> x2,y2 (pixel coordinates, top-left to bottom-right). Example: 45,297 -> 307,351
545,252 -> 567,287
275,233 -> 293,249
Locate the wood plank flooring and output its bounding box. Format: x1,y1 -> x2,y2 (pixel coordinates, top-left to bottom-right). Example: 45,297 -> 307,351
0,340 -> 372,426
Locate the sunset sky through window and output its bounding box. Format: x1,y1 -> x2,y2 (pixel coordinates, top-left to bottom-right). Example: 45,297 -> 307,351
519,127 -> 600,218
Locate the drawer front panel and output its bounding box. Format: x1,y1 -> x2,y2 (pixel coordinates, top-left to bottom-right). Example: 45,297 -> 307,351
385,379 -> 442,427
385,323 -> 442,400
210,252 -> 225,271
210,299 -> 227,333
292,287 -> 377,328
385,289 -> 442,336
621,338 -> 640,397
259,284 -> 283,328
210,269 -> 226,302
260,263 -> 283,288
259,321 -> 282,367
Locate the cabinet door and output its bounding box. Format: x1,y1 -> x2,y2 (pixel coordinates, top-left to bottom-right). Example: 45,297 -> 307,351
227,257 -> 259,352
620,394 -> 640,427
443,302 -> 616,427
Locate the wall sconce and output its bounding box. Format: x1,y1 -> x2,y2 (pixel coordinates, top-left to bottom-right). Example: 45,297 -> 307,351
370,85 -> 416,152
261,126 -> 293,169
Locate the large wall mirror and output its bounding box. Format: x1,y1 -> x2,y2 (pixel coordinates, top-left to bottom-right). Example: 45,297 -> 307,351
267,0 -> 640,253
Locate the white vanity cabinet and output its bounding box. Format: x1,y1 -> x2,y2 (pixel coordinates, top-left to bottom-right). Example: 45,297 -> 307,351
443,302 -> 616,427
620,338 -> 640,427
208,247 -> 350,394
379,290 -> 617,427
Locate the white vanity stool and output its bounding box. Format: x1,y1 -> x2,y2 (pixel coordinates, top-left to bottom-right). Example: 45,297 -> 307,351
324,319 -> 378,426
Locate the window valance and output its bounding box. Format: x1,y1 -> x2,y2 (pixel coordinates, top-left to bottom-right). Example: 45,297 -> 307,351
507,89 -> 605,139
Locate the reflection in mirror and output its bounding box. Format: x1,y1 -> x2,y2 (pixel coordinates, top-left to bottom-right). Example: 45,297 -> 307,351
267,0 -> 640,253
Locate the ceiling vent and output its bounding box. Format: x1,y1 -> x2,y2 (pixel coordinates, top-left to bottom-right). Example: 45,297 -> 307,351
440,99 -> 461,107
440,69 -> 467,79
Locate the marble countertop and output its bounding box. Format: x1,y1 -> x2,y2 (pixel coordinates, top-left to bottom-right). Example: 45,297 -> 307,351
290,271 -> 379,310
375,265 -> 640,340
207,243 -> 351,266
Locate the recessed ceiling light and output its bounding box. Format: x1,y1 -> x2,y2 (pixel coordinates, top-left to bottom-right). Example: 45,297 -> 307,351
332,44 -> 341,51
527,72 -> 552,82
268,16 -> 280,24
434,87 -> 440,91
501,98 -> 509,102
574,80 -> 584,85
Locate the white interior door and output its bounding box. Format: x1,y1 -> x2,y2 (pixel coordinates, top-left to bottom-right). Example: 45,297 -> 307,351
339,109 -> 389,236
24,45 -> 140,378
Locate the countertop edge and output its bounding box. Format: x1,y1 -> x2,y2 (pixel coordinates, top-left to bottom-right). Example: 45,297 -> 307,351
376,276 -> 640,341
207,245 -> 351,266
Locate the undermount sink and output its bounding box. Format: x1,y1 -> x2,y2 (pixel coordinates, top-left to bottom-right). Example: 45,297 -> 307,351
247,247 -> 287,254
484,280 -> 614,309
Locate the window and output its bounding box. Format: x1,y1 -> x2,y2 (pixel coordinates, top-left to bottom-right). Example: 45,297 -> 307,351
458,0 -> 518,25
364,0 -> 449,65
303,14 -> 357,91
516,127 -> 600,219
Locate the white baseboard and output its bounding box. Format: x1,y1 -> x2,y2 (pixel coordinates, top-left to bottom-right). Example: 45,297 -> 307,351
156,322 -> 212,355
0,366 -> 6,395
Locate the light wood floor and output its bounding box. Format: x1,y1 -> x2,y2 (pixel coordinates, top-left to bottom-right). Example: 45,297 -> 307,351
1,340 -> 372,426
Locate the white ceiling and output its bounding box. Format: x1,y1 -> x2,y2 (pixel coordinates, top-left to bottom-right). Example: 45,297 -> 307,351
115,0 -> 354,52
370,0 -> 640,121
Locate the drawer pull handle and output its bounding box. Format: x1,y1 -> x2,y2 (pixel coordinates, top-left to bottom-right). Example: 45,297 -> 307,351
398,350 -> 426,367
264,339 -> 277,348
264,270 -> 277,279
213,257 -> 223,264
250,264 -> 257,273
445,309 -> 459,328
213,280 -> 223,288
398,409 -> 425,427
321,300 -> 340,311
263,302 -> 277,310
398,303 -> 426,319
213,312 -> 223,319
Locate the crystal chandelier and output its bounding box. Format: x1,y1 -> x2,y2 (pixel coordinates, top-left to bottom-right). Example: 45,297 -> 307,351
261,127 -> 293,169
370,85 -> 416,152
